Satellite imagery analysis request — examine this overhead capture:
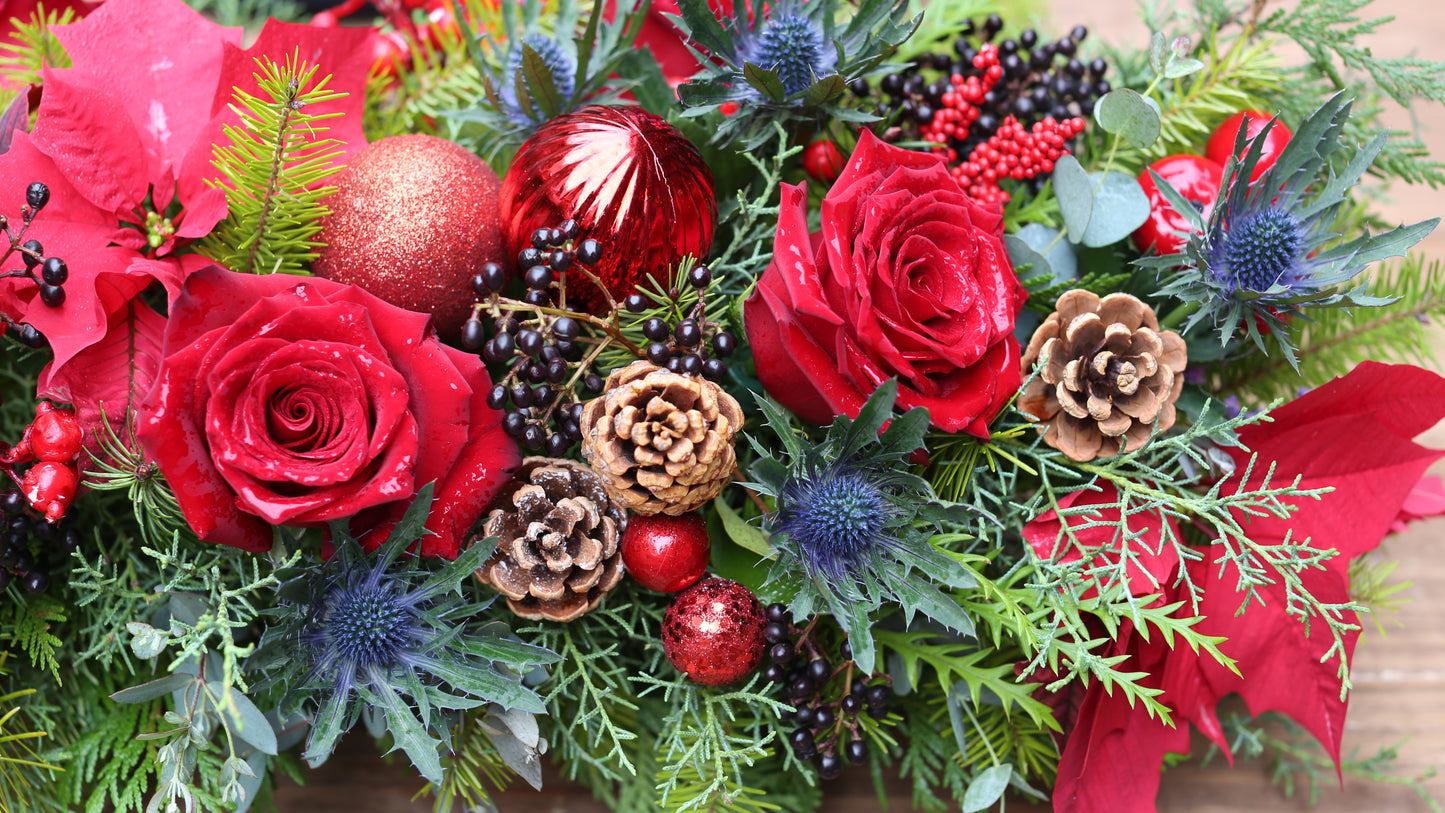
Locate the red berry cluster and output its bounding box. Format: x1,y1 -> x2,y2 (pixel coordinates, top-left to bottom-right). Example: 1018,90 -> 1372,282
948,115 -> 1088,207
914,43 -> 1088,207
1,402 -> 83,525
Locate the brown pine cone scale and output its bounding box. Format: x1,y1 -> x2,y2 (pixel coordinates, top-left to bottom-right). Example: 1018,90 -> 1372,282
473,457 -> 626,622
1019,290 -> 1187,462
581,361 -> 743,516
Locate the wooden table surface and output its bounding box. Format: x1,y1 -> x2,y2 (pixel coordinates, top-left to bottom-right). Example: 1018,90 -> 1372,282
274,0 -> 1445,809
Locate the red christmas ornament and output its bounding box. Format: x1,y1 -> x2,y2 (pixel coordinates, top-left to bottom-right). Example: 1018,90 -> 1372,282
1133,154 -> 1224,255
1206,110 -> 1293,184
314,134 -> 507,337
500,105 -> 716,312
802,139 -> 845,185
621,511 -> 711,592
662,577 -> 766,686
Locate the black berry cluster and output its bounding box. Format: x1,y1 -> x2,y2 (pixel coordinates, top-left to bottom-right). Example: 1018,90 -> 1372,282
0,490 -> 81,595
622,261 -> 735,383
762,603 -> 893,779
1,182 -> 66,348
860,17 -> 1110,148
463,221 -> 621,456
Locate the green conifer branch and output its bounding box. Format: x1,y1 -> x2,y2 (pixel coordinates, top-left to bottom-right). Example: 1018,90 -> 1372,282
0,4 -> 76,92
199,52 -> 347,276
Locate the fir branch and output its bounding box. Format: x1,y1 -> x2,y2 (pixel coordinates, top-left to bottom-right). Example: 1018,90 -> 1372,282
0,655 -> 59,813
1,597 -> 66,683
181,0 -> 302,27
0,4 -> 76,91
365,2 -> 491,141
199,53 -> 347,276
1212,253 -> 1445,402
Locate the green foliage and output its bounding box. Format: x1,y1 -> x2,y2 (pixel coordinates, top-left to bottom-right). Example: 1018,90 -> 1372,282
199,53 -> 347,275
1,597 -> 65,683
83,410 -> 192,551
250,487 -> 558,784
420,706 -> 516,813
365,0 -> 495,141
181,0 -> 302,28
0,4 -> 75,92
638,675 -> 792,813
673,0 -> 917,148
874,630 -> 1055,731
0,655 -> 59,813
40,678 -> 162,813
1204,712 -> 1441,811
745,381 -> 983,674
1213,253 -> 1445,402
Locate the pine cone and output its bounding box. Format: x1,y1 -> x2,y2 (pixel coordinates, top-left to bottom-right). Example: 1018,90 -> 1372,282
580,361 -> 743,516
1018,290 -> 1187,462
473,457 -> 626,622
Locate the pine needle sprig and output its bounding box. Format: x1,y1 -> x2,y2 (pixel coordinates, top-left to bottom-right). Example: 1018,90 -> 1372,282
0,4 -> 76,91
0,657 -> 59,813
199,53 -> 347,276
364,0 -> 492,141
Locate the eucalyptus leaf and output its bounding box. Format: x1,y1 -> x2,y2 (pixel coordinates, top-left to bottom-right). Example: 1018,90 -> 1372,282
1094,88 -> 1160,148
490,730 -> 544,789
1080,171 -> 1150,248
962,764 -> 1014,812
110,673 -> 194,704
1052,155 -> 1093,242
127,622 -> 169,660
209,682 -> 279,756
1164,56 -> 1206,78
1014,223 -> 1077,282
715,497 -> 776,559
1148,31 -> 1168,73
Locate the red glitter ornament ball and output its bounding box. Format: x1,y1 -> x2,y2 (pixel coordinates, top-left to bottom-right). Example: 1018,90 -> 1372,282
500,105 -> 716,312
662,577 -> 766,686
621,511 -> 711,592
314,134 -> 507,336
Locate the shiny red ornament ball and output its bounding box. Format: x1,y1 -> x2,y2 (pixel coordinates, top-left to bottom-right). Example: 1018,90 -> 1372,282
500,105 -> 716,312
802,139 -> 846,185
662,577 -> 766,686
1205,110 -> 1293,184
1133,154 -> 1224,256
314,134 -> 507,337
622,511 -> 711,592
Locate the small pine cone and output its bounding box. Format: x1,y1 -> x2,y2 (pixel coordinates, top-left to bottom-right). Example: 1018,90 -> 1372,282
580,360 -> 743,516
1018,290 -> 1187,462
473,457 -> 626,622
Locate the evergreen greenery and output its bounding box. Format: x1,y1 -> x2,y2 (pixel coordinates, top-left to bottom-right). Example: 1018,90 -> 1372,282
0,4 -> 75,94
199,54 -> 347,276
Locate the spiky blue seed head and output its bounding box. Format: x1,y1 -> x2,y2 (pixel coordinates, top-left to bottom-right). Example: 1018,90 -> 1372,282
779,468 -> 894,579
748,15 -> 834,97
325,587 -> 411,669
1222,207 -> 1305,291
501,34 -> 577,125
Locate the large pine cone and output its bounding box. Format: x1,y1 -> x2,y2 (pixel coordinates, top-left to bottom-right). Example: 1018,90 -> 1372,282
580,361 -> 743,516
473,457 -> 626,622
1018,290 -> 1187,462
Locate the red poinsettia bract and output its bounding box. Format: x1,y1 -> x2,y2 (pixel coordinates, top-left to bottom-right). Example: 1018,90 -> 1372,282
1034,362 -> 1445,813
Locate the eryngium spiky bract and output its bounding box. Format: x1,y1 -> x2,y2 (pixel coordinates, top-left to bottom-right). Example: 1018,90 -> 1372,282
672,0 -> 918,148
744,380 -> 983,674
250,486 -> 558,784
1142,93 -> 1439,368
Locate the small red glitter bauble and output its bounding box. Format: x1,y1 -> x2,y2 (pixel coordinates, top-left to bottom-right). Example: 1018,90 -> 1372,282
315,134 -> 506,336
622,511 -> 711,592
662,577 -> 766,686
500,105 -> 716,312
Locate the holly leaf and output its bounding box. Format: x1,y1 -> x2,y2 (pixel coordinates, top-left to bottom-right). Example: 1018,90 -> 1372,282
48,0 -> 242,179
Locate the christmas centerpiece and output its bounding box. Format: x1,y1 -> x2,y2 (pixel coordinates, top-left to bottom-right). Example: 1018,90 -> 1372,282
1,0 -> 1443,810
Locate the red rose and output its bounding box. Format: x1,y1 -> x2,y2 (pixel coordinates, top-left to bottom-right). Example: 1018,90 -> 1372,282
744,130 -> 1026,437
136,266 -> 518,558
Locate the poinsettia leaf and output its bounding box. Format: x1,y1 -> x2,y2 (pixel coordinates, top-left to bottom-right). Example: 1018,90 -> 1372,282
40,297 -> 166,462
48,0 -> 241,178
30,73 -> 150,216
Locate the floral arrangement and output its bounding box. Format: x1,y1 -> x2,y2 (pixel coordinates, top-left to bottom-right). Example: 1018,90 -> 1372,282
0,0 -> 1442,811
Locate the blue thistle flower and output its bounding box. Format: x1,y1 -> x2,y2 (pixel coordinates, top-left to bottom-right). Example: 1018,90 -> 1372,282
743,15 -> 836,98
1145,94 -> 1439,366
746,381 -> 983,673
499,34 -> 578,128
251,487 -> 558,783
777,464 -> 899,585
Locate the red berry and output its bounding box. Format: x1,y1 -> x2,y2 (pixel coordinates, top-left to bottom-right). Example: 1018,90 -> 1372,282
802,139 -> 846,185
662,577 -> 766,685
1133,154 -> 1224,256
21,461 -> 77,524
28,405 -> 82,463
1206,110 -> 1292,184
621,511 -> 711,592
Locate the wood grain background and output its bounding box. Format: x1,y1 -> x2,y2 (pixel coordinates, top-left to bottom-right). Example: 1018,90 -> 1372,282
274,0 -> 1445,808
